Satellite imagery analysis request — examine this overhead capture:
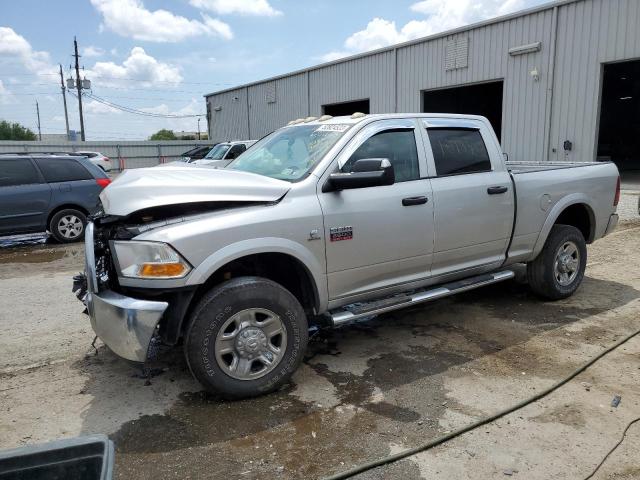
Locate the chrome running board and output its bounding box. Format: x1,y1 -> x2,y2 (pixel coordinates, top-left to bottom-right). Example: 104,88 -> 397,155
330,270 -> 515,326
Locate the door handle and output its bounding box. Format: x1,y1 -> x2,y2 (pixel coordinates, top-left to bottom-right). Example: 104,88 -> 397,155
487,186 -> 508,195
402,196 -> 428,206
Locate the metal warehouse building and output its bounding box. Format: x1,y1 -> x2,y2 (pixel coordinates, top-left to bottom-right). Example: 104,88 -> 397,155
205,0 -> 640,170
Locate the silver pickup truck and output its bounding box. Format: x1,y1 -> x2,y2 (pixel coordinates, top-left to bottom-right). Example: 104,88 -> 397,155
76,113 -> 620,398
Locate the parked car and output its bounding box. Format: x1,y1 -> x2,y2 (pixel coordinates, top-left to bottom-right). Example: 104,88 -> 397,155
192,140 -> 256,168
75,151 -> 113,172
0,154 -> 110,242
178,145 -> 217,163
76,113 -> 620,399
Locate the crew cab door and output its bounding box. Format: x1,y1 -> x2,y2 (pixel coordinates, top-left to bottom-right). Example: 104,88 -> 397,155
318,118 -> 434,302
420,118 -> 514,277
0,157 -> 51,235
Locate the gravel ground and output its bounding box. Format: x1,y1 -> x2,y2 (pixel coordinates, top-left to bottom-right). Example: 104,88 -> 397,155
0,193 -> 639,480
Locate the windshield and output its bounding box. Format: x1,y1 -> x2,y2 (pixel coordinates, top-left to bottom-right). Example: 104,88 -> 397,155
205,144 -> 231,160
227,124 -> 351,181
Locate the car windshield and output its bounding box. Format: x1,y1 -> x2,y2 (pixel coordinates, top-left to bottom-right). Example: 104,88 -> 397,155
205,144 -> 231,160
227,124 -> 351,181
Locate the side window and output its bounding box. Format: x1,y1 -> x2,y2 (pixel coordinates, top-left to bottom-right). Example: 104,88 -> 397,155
343,129 -> 420,182
225,144 -> 246,160
0,158 -> 42,187
34,158 -> 93,183
427,128 -> 492,176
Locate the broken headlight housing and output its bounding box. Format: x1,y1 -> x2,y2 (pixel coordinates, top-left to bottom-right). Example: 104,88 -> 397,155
112,241 -> 191,279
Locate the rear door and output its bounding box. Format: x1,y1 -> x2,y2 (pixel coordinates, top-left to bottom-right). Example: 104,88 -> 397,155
318,118 -> 435,302
33,157 -> 100,213
0,157 -> 52,235
420,118 -> 514,277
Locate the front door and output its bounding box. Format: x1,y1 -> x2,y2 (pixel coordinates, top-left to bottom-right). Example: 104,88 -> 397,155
318,118 -> 434,302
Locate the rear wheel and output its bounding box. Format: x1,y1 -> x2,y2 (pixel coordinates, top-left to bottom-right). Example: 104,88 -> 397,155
184,277 -> 308,399
49,209 -> 86,243
527,224 -> 587,300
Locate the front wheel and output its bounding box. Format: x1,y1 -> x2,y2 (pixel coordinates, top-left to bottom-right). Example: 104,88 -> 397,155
184,277 -> 308,399
527,224 -> 587,300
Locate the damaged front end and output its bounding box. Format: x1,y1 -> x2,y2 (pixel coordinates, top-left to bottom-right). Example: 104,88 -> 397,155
75,219 -> 169,363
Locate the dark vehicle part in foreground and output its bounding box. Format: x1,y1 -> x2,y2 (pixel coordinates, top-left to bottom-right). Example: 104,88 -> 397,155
0,154 -> 110,242
0,435 -> 113,480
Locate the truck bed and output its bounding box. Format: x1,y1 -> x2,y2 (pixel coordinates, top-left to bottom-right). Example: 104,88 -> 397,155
506,160 -> 607,174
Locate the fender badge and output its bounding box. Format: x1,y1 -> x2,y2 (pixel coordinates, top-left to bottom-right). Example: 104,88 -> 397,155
330,226 -> 353,242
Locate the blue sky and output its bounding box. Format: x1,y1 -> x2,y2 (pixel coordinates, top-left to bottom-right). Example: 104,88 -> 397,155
0,0 -> 546,140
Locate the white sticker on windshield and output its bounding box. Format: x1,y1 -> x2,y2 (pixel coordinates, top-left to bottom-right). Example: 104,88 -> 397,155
316,124 -> 351,132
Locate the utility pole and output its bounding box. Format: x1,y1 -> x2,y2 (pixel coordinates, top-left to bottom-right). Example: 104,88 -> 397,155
73,37 -> 86,141
59,64 -> 70,140
35,100 -> 42,141
197,117 -> 201,140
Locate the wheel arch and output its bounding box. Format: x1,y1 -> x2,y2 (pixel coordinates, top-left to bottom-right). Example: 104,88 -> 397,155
532,195 -> 595,258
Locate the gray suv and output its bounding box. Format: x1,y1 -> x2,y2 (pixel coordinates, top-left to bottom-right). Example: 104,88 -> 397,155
0,154 -> 110,243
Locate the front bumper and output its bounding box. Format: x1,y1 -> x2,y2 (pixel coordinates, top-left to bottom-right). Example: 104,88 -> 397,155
605,213 -> 619,236
84,222 -> 168,362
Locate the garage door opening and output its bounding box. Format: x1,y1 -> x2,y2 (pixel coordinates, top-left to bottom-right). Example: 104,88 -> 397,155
422,81 -> 504,141
322,99 -> 370,117
597,60 -> 640,171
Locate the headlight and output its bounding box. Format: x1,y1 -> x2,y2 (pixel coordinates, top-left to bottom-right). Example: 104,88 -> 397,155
112,241 -> 191,279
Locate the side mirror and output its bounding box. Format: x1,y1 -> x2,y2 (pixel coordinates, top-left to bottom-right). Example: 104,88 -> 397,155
325,158 -> 395,192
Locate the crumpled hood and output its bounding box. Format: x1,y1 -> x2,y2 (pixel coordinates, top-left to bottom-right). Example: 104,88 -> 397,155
99,166 -> 290,216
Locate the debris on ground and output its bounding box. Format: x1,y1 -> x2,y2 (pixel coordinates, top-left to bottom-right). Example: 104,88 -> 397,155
611,395 -> 622,408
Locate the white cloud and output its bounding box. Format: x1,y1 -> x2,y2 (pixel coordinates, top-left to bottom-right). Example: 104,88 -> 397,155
0,27 -> 55,74
190,0 -> 282,16
0,80 -> 11,104
82,45 -> 105,57
320,0 -> 535,61
90,0 -> 233,42
88,47 -> 183,87
84,100 -> 123,115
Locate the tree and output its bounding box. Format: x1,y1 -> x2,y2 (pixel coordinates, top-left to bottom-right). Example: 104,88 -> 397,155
149,129 -> 177,141
0,120 -> 37,140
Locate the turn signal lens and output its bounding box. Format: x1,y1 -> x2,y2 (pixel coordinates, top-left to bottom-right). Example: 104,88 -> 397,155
139,263 -> 187,277
113,241 -> 191,279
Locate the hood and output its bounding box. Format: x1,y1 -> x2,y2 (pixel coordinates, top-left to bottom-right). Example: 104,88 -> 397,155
99,166 -> 290,217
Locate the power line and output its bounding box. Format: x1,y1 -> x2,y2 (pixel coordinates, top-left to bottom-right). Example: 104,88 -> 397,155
72,91 -> 205,118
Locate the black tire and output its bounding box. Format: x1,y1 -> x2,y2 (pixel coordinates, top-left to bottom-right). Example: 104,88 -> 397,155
49,209 -> 87,243
527,224 -> 587,300
184,276 -> 308,399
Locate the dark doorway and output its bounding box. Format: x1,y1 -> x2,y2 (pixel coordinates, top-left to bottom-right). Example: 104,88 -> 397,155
422,81 -> 504,141
322,99 -> 370,116
597,60 -> 640,171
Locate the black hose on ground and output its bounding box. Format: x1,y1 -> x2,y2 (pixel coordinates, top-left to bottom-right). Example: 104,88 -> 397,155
323,325 -> 640,480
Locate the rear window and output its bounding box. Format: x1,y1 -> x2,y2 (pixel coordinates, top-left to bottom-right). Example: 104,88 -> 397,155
34,158 -> 93,182
0,158 -> 42,187
428,129 -> 492,176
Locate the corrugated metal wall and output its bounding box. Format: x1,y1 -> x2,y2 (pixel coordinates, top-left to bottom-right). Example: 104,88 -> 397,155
209,88 -> 250,141
0,140 -> 211,169
206,0 -> 640,162
308,50 -> 396,115
549,0 -> 640,162
248,72 -> 309,138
